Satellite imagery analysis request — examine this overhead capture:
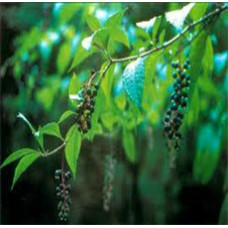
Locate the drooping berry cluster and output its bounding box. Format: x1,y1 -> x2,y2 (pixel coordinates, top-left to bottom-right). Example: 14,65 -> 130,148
163,58 -> 191,168
103,154 -> 116,212
75,83 -> 99,134
55,169 -> 72,221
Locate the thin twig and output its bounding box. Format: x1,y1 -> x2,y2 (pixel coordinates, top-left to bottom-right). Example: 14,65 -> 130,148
88,70 -> 100,85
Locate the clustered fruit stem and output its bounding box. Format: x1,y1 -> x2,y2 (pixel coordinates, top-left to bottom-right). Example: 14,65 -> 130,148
75,81 -> 99,134
55,167 -> 72,221
163,58 -> 191,168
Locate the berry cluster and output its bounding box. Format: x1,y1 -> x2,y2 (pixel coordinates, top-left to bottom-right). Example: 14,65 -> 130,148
75,83 -> 99,134
163,58 -> 191,168
55,169 -> 72,221
103,154 -> 116,212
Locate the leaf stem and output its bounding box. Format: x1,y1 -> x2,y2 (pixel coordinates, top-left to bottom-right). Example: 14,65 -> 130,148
98,60 -> 113,83
41,142 -> 66,157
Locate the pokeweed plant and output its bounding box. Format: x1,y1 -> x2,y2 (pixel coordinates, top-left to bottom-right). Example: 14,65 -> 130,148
1,3 -> 227,222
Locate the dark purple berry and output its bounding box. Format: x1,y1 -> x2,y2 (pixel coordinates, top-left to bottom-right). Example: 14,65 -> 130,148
185,59 -> 190,65
95,84 -> 99,90
180,71 -> 186,79
164,116 -> 169,122
164,125 -> 171,132
86,89 -> 91,95
182,101 -> 187,107
172,72 -> 177,78
177,113 -> 183,119
183,63 -> 189,69
171,61 -> 179,68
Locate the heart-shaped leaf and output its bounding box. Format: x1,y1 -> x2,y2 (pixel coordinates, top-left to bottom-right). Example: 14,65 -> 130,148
122,57 -> 145,108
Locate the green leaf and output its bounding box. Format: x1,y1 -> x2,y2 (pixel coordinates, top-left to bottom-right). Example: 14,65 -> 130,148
69,45 -> 89,71
190,3 -> 208,21
159,29 -> 166,44
198,76 -> 219,97
142,52 -> 159,111
122,57 -> 145,108
114,93 -> 127,111
65,125 -> 81,179
101,62 -> 115,108
166,3 -> 195,29
58,110 -> 76,124
202,36 -> 214,78
193,124 -> 221,184
107,37 -> 117,55
122,128 -> 136,163
187,86 -> 199,126
41,122 -> 63,140
111,27 -> 130,48
58,3 -> 81,24
57,42 -> 71,74
92,28 -> 110,50
101,112 -> 120,131
152,16 -> 162,41
68,73 -> 81,107
17,112 -> 36,134
11,152 -> 41,190
86,15 -> 101,31
0,148 -> 38,169
190,32 -> 207,81
104,9 -> 129,49
105,9 -> 126,28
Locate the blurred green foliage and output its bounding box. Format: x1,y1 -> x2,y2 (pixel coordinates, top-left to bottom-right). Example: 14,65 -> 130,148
1,2 -> 227,225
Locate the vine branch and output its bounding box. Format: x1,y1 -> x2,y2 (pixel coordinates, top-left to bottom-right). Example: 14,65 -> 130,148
41,142 -> 66,157
111,4 -> 227,63
41,123 -> 79,158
